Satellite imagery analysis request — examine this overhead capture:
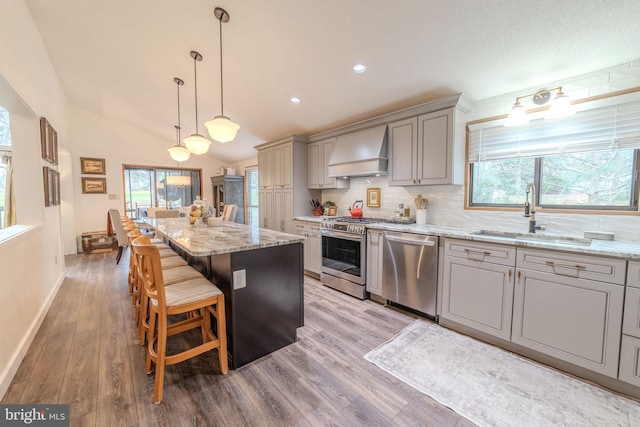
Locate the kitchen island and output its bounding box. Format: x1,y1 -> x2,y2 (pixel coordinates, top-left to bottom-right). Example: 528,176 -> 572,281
142,218 -> 305,369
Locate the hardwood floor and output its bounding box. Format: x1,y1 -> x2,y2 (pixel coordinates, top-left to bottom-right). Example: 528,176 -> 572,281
2,251 -> 476,427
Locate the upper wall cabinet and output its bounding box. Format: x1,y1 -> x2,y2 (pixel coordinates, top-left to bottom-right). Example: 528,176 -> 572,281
308,137 -> 349,189
259,141 -> 293,189
389,106 -> 467,186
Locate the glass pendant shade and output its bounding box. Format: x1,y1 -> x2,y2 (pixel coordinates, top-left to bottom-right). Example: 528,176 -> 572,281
168,145 -> 191,162
183,133 -> 211,155
504,101 -> 529,127
205,115 -> 240,143
545,92 -> 575,119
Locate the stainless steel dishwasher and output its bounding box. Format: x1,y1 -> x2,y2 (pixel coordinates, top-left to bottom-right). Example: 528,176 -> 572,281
382,231 -> 438,318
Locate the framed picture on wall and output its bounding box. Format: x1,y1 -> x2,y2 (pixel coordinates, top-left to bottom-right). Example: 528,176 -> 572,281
80,157 -> 106,174
49,127 -> 58,165
82,177 -> 107,194
40,117 -> 50,161
367,187 -> 381,207
42,166 -> 51,207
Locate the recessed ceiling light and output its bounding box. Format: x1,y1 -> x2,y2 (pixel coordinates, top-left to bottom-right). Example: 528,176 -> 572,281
352,61 -> 367,74
290,97 -> 301,104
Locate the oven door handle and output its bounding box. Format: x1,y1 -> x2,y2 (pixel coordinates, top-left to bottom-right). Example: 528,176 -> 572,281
321,230 -> 364,242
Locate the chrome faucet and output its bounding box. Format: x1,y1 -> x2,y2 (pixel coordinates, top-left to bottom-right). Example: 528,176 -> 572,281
524,183 -> 545,233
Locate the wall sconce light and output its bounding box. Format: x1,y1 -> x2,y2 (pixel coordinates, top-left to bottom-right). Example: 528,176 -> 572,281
504,86 -> 575,127
168,77 -> 191,162
204,7 -> 240,143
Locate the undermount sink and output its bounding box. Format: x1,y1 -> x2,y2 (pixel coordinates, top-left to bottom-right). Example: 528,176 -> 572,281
471,230 -> 593,246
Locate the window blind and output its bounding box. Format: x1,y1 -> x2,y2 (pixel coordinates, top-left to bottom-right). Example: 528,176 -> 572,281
468,94 -> 640,162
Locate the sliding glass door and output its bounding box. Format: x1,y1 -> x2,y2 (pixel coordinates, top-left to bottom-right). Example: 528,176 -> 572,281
123,166 -> 201,219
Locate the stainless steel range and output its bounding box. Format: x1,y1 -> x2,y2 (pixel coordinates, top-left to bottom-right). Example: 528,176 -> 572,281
320,216 -> 388,299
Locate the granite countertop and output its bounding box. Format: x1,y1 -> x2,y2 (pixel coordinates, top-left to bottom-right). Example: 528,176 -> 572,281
365,222 -> 640,260
142,218 -> 304,257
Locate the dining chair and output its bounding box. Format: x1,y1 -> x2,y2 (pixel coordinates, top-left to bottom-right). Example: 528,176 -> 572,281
132,235 -> 228,404
222,204 -> 237,222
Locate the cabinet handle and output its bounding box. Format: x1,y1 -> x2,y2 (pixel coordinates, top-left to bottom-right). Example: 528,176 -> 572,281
517,270 -> 521,279
418,178 -> 421,184
545,260 -> 586,270
264,218 -> 267,228
413,179 -> 416,184
464,248 -> 491,256
508,269 -> 512,278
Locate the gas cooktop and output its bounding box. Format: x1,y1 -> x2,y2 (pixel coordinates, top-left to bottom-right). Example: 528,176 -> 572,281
321,216 -> 415,235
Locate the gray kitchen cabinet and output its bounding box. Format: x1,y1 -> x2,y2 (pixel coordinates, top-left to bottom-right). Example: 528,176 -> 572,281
258,148 -> 273,189
257,135 -> 313,233
293,219 -> 321,276
619,335 -> 640,387
441,239 -> 516,341
623,286 -> 640,337
513,249 -> 625,377
389,106 -> 466,186
308,137 -> 349,189
619,261 -> 640,387
366,229 -> 384,296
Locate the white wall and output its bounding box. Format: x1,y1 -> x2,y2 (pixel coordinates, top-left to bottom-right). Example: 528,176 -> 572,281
323,60 -> 640,242
0,0 -> 67,399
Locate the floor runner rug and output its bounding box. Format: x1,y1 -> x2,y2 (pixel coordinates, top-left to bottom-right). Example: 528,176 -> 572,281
364,320 -> 640,427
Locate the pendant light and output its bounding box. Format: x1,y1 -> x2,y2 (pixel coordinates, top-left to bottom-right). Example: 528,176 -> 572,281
168,77 -> 191,162
205,7 -> 240,143
183,51 -> 212,155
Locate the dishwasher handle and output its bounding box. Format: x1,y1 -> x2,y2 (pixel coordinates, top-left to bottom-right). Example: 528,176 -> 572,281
384,232 -> 436,246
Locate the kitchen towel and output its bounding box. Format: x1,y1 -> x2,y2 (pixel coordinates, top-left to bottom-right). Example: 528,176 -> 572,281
365,320 -> 640,427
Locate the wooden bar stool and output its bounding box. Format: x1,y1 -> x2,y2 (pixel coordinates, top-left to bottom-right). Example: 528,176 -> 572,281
132,236 -> 228,404
129,235 -> 204,345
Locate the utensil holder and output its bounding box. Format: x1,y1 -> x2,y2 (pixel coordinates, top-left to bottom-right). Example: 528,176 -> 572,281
416,209 -> 427,225
312,207 -> 324,216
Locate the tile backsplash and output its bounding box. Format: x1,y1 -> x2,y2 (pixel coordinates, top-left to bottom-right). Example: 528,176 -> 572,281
321,177 -> 640,242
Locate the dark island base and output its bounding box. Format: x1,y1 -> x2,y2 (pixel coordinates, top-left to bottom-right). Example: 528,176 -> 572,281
171,242 -> 304,369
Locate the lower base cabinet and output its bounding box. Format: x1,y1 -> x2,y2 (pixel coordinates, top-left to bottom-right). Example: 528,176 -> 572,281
512,268 -> 624,377
293,220 -> 321,276
619,335 -> 640,387
441,239 -> 515,341
366,230 -> 384,296
442,256 -> 514,341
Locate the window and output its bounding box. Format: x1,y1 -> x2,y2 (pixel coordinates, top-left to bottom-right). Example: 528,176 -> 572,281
245,166 -> 259,226
0,105 -> 11,229
468,93 -> 640,211
123,165 -> 201,219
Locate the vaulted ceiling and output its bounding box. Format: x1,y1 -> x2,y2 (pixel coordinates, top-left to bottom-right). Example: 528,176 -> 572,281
25,0 -> 640,163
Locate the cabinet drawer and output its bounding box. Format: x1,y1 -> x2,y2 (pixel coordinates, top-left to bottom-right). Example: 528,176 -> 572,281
627,261 -> 640,289
445,238 -> 516,266
619,335 -> 640,388
516,248 -> 626,285
624,286 -> 640,338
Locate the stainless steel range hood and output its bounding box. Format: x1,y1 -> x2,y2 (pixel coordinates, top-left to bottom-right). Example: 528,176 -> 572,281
327,125 -> 388,177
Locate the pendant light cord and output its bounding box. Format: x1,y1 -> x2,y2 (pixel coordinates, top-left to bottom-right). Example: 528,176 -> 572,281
193,55 -> 199,130
176,80 -> 181,142
219,11 -> 224,116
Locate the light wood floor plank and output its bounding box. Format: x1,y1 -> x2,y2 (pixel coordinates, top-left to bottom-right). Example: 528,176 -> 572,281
2,251 -> 476,427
